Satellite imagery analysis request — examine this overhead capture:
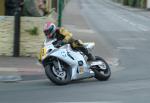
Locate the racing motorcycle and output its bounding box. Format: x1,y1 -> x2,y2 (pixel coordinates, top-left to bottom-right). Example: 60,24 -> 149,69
39,39 -> 111,85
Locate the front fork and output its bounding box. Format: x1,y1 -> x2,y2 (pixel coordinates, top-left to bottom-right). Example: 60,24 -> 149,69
53,59 -> 63,72
52,59 -> 67,80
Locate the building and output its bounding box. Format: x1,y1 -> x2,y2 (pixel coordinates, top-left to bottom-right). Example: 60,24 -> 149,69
0,0 -> 55,16
0,0 -> 5,15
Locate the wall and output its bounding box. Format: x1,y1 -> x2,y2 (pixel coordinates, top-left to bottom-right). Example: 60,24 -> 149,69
0,16 -> 14,56
0,0 -> 69,57
0,15 -> 56,57
0,0 -> 5,15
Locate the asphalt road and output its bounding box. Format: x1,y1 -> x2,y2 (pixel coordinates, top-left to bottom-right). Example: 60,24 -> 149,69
81,0 -> 150,82
1,0 -> 150,103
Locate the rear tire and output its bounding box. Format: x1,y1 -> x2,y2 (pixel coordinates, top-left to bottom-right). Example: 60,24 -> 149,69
92,56 -> 111,81
45,60 -> 71,85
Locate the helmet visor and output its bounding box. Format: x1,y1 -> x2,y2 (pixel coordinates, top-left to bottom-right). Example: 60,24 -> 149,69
44,30 -> 51,35
44,30 -> 52,38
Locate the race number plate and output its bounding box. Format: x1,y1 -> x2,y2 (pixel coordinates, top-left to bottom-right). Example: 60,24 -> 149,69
79,66 -> 84,74
39,47 -> 47,60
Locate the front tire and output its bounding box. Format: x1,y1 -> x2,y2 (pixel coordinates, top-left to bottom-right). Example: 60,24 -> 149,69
92,56 -> 111,81
45,59 -> 71,85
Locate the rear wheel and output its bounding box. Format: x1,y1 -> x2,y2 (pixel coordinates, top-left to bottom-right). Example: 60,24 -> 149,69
45,59 -> 71,85
92,56 -> 111,81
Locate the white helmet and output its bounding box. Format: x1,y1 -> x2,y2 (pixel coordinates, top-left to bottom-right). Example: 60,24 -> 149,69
43,21 -> 56,38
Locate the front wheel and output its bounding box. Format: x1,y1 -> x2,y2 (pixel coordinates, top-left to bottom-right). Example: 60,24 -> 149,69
92,56 -> 111,81
45,59 -> 71,85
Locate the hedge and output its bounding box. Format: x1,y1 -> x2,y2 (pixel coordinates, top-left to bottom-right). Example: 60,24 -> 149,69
115,0 -> 147,8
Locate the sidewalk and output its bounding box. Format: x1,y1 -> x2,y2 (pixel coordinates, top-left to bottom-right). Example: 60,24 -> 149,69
0,56 -> 45,82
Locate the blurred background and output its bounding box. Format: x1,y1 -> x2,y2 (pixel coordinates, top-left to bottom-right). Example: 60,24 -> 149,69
0,0 -> 149,57
0,0 -> 70,57
0,0 -> 150,102
0,0 -> 70,16
113,0 -> 147,8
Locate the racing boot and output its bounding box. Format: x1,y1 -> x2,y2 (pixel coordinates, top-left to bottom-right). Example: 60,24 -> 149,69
87,53 -> 95,61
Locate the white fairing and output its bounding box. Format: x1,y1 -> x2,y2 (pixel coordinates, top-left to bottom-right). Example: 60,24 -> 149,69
42,39 -> 95,80
50,44 -> 90,79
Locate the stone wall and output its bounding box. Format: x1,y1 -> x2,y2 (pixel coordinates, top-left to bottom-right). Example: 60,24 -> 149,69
0,16 -> 14,56
0,15 -> 56,57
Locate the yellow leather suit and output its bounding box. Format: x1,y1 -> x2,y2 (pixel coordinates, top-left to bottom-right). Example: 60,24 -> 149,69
57,27 -> 84,48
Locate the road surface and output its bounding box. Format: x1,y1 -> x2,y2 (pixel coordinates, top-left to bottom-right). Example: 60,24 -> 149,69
0,0 -> 150,103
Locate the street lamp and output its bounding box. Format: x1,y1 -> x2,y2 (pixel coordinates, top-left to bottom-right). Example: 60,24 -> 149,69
58,0 -> 64,27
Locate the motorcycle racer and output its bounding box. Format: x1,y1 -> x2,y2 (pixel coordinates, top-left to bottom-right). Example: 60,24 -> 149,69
43,21 -> 95,61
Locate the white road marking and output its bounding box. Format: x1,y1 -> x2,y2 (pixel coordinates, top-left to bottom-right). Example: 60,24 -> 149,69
64,24 -> 95,34
0,67 -> 22,82
0,67 -> 19,72
64,24 -> 76,28
117,46 -> 136,50
107,58 -> 119,66
119,17 -> 129,22
0,67 -> 43,72
56,101 -> 122,103
117,38 -> 147,51
0,75 -> 22,82
118,16 -> 149,31
111,66 -> 125,73
107,58 -> 125,72
69,28 -> 95,34
118,38 -> 147,41
137,24 -> 149,31
20,79 -> 48,83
